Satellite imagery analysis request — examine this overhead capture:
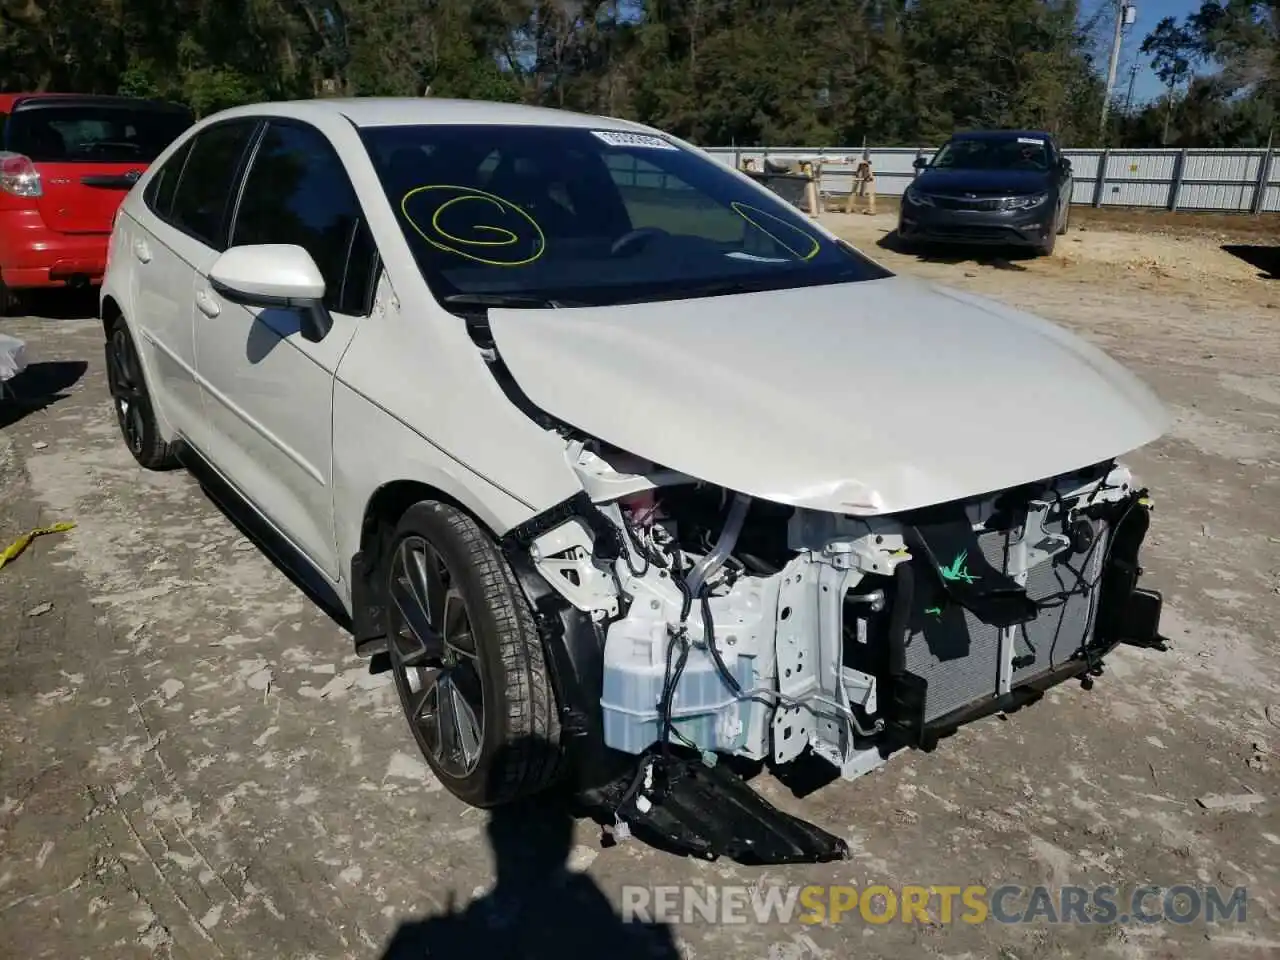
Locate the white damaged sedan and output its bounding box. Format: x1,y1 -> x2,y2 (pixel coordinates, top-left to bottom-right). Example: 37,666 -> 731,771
101,97 -> 1171,863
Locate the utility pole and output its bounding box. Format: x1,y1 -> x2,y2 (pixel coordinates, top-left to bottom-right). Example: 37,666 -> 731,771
1099,2 -> 1138,142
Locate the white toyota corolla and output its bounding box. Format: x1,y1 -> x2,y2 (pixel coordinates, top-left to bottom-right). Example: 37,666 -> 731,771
101,97 -> 1172,863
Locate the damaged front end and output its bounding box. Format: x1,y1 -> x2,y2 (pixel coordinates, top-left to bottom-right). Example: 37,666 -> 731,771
500,440 -> 1168,865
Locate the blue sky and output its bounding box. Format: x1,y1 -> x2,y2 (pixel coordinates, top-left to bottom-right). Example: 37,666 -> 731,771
1092,0 -> 1203,103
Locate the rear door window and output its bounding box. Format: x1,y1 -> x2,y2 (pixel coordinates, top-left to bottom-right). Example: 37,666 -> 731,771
168,121 -> 260,250
6,102 -> 193,163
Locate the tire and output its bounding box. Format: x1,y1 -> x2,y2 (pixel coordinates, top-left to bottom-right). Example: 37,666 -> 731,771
1036,229 -> 1057,257
383,500 -> 562,807
0,276 -> 17,317
1057,203 -> 1069,236
105,317 -> 180,470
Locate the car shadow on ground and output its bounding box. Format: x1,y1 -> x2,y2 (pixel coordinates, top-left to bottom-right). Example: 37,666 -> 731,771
0,360 -> 90,429
1221,243 -> 1279,280
876,229 -> 1032,271
379,739 -> 681,960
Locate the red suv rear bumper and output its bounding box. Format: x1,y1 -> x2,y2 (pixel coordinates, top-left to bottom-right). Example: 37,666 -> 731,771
0,209 -> 108,289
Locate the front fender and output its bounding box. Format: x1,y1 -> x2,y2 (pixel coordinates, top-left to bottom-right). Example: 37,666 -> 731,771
331,380 -> 549,594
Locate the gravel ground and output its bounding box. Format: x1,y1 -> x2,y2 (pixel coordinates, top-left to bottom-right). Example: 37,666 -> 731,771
1,216 -> 1278,960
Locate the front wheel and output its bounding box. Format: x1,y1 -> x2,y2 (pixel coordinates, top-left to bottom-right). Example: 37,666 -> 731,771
383,501 -> 563,807
1057,203 -> 1070,236
1036,229 -> 1057,257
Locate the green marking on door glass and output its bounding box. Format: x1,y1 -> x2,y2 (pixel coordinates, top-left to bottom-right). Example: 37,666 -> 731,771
924,606 -> 943,619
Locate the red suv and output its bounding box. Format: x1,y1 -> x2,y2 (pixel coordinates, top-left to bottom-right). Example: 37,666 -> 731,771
0,93 -> 193,312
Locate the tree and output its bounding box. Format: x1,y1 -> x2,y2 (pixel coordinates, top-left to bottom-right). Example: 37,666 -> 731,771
0,0 -> 1266,148
1141,16 -> 1196,144
1140,1 -> 1276,147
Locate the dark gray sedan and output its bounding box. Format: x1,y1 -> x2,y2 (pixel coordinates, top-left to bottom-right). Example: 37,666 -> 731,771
897,130 -> 1073,256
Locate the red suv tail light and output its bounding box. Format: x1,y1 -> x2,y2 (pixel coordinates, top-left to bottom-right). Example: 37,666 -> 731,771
0,152 -> 43,198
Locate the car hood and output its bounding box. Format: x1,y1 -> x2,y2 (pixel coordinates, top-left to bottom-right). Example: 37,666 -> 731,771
486,276 -> 1170,516
914,168 -> 1051,196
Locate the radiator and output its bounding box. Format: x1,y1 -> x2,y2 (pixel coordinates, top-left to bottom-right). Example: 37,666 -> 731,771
902,520 -> 1107,723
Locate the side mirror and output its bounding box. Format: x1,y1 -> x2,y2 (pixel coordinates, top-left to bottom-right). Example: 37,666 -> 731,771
912,156 -> 928,170
1060,158 -> 1073,173
208,244 -> 333,343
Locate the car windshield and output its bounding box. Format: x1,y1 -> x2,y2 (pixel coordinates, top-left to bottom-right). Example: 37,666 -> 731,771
930,136 -> 1051,172
359,124 -> 890,307
6,102 -> 194,163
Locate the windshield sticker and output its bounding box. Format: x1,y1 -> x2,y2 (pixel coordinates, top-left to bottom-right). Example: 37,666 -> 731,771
591,130 -> 679,150
1017,137 -> 1045,145
400,185 -> 545,267
730,202 -> 822,261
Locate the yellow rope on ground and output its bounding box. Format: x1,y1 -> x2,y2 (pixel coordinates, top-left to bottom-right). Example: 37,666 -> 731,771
0,521 -> 76,571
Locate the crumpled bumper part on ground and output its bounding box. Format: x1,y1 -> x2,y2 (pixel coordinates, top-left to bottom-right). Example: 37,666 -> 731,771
590,752 -> 850,865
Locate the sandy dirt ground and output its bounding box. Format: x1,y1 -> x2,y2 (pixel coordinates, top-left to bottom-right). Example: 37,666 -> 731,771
1,212 -> 1279,960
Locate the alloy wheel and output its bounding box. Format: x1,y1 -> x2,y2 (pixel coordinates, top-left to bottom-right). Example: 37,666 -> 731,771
387,535 -> 485,779
107,328 -> 147,455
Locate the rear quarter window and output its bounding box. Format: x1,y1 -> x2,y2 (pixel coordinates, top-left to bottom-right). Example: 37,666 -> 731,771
143,139 -> 193,220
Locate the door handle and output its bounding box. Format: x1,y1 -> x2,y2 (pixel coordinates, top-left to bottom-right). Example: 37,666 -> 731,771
195,289 -> 220,318
132,239 -> 151,263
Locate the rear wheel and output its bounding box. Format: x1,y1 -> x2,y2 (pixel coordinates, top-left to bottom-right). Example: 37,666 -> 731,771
384,501 -> 563,807
106,318 -> 179,470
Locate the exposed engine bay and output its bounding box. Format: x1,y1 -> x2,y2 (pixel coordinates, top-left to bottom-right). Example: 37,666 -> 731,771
509,436 -> 1167,863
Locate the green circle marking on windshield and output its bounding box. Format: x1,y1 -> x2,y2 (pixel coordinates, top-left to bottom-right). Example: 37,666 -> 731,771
401,185 -> 546,266
730,202 -> 821,261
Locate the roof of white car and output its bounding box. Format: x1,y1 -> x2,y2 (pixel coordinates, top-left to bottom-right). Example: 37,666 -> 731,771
213,96 -> 648,132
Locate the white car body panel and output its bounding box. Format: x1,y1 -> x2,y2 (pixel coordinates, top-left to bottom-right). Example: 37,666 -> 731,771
328,272 -> 578,595
487,276 -> 1170,516
331,293 -> 584,530
104,209 -> 201,442
193,276 -> 361,582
